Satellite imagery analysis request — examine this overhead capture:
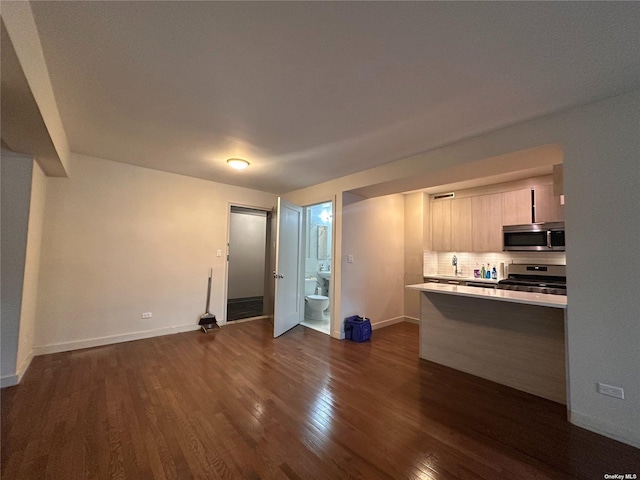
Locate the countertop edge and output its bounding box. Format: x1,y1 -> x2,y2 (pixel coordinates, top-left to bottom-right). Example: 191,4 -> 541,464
406,283 -> 567,309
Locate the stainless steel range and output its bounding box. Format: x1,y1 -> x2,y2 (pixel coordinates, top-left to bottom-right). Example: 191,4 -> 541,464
498,264 -> 566,296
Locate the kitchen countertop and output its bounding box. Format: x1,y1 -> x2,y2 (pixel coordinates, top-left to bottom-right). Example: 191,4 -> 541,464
406,282 -> 567,309
423,274 -> 498,284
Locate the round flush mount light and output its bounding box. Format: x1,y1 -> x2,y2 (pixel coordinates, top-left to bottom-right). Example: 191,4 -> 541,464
227,158 -> 249,170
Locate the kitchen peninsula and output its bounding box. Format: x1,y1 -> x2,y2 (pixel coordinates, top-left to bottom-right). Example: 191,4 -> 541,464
406,282 -> 567,404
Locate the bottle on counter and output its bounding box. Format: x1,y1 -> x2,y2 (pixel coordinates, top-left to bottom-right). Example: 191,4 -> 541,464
480,264 -> 486,279
491,266 -> 497,280
486,263 -> 491,279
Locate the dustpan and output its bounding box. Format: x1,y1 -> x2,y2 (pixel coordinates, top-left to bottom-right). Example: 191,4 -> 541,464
199,268 -> 220,333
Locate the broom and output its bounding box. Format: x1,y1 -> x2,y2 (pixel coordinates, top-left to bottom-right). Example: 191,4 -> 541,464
199,268 -> 219,333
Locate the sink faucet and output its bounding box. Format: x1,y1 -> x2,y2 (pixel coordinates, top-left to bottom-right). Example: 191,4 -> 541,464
452,255 -> 458,276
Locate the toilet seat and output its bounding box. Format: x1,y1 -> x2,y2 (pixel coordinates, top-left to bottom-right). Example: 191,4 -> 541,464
306,294 -> 328,301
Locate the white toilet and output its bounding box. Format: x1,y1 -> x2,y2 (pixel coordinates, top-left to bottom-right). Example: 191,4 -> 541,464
304,278 -> 329,321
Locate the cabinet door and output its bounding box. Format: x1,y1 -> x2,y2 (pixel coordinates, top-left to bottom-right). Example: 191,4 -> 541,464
431,199 -> 451,251
451,197 -> 473,251
472,193 -> 503,252
534,184 -> 564,222
502,189 -> 532,225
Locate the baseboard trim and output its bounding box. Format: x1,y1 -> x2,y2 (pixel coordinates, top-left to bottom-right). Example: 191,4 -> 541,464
16,350 -> 34,381
1,350 -> 35,388
403,316 -> 420,324
1,374 -> 19,388
34,324 -> 201,356
569,410 -> 640,449
371,316 -> 406,330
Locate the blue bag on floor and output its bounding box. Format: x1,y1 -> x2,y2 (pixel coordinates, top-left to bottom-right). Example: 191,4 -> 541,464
344,315 -> 372,342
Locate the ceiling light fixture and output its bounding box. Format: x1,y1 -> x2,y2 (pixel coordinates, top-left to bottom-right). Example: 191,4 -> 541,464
227,158 -> 249,170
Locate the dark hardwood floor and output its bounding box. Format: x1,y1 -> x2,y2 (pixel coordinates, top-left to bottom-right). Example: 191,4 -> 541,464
2,321 -> 637,479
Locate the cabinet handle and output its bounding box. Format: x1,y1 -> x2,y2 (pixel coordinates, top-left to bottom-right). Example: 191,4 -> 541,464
447,280 -> 460,285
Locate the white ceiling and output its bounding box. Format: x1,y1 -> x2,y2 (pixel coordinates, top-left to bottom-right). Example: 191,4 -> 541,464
28,2 -> 640,194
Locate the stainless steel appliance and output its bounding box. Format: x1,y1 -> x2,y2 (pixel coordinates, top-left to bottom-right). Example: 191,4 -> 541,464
503,222 -> 565,251
497,264 -> 566,295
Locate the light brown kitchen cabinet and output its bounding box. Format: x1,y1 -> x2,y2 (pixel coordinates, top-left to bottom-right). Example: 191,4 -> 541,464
502,188 -> 532,226
451,197 -> 473,251
472,193 -> 503,252
431,199 -> 451,251
534,184 -> 564,222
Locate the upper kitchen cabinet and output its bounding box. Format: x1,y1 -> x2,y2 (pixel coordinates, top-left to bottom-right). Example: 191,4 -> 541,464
534,184 -> 565,222
431,198 -> 451,251
426,174 -> 563,252
472,193 -> 503,252
451,197 -> 473,251
502,188 -> 532,226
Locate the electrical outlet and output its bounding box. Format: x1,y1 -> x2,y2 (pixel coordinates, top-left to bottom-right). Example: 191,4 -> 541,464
141,312 -> 152,319
597,383 -> 624,399
347,254 -> 354,263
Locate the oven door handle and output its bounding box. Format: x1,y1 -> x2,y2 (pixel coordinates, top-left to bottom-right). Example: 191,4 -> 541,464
547,230 -> 552,249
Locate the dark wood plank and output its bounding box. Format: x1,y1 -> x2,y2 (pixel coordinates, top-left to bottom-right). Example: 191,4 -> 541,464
2,321 -> 637,479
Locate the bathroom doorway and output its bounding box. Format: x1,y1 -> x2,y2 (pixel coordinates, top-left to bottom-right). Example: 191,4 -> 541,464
301,201 -> 332,335
226,206 -> 272,322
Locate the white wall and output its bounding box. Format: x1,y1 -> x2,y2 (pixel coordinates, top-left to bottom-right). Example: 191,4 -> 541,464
228,210 -> 267,299
340,193 -> 405,332
34,153 -> 276,353
16,160 -> 47,380
562,93 -> 640,447
0,151 -> 33,387
404,192 -> 428,320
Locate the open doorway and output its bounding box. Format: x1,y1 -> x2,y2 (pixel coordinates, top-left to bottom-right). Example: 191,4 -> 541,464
226,206 -> 272,322
301,201 -> 332,335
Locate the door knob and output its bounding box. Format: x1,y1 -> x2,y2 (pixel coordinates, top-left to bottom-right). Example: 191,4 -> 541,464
273,271 -> 284,279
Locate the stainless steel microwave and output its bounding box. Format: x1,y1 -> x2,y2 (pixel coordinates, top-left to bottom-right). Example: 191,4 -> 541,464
503,222 -> 565,251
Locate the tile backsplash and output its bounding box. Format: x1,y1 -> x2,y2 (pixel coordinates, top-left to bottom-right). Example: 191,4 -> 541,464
424,251 -> 566,279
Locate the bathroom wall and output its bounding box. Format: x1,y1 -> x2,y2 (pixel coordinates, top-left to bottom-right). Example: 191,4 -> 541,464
425,251 -> 567,278
304,202 -> 332,277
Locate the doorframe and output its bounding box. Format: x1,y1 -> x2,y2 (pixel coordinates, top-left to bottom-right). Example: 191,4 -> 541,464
223,202 -> 273,326
301,198 -> 336,336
